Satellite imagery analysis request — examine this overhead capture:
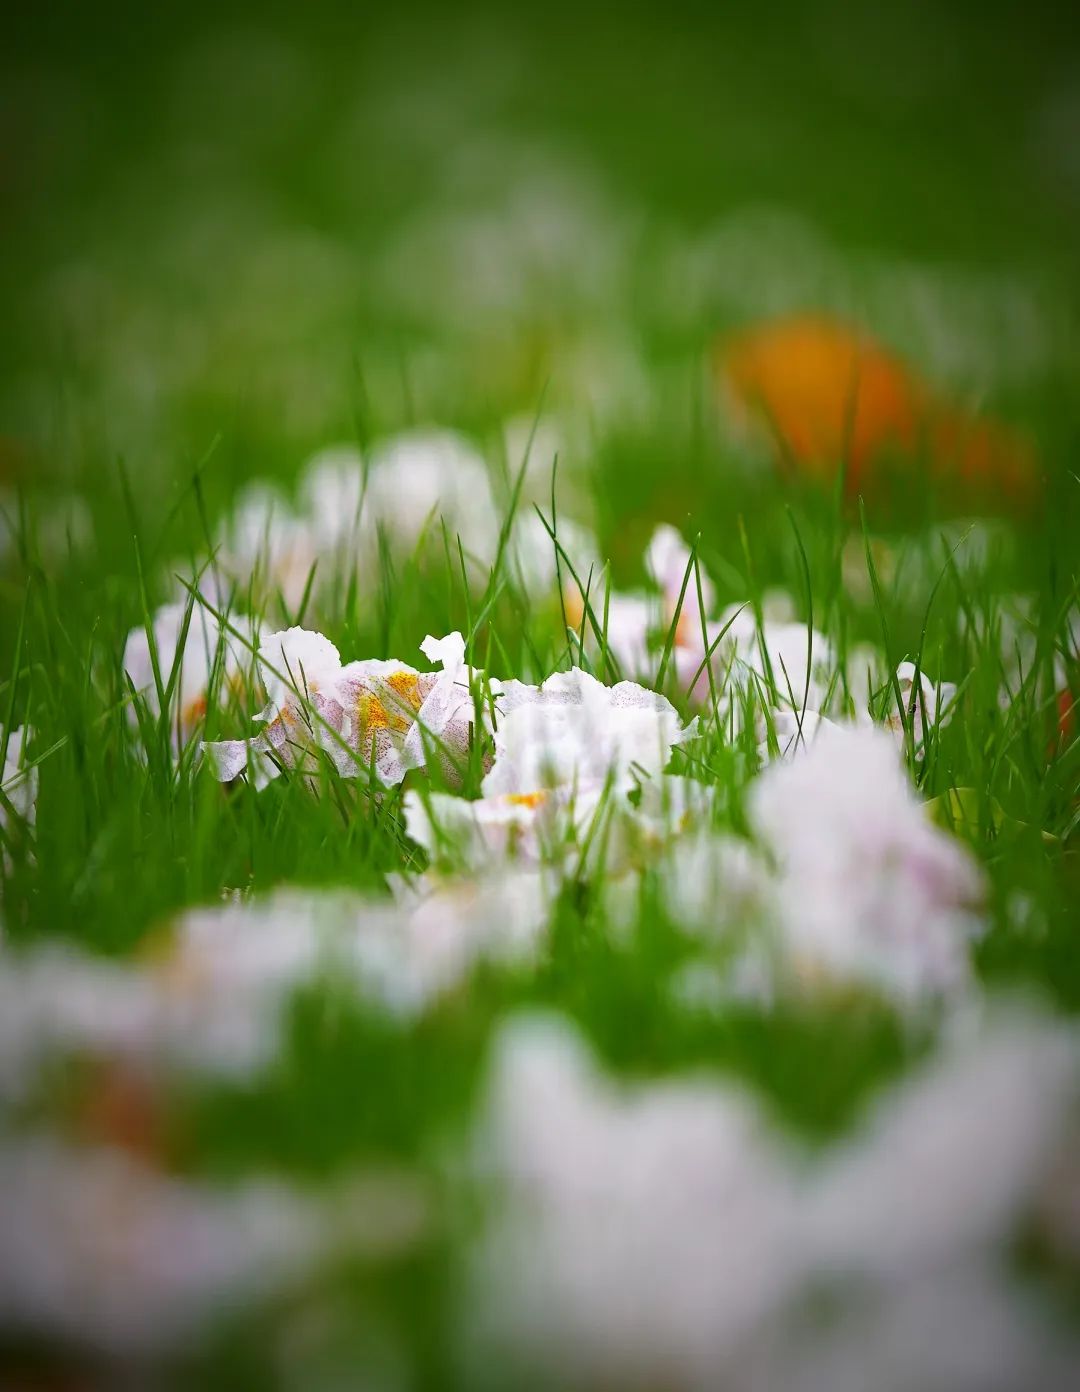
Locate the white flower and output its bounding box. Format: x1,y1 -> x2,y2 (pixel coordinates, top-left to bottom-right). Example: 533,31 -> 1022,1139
203,628 -> 487,791
297,443 -> 367,552
748,722 -> 985,1004
486,669 -> 695,800
755,707 -> 840,764
720,609 -> 836,715
0,868 -> 552,1092
623,773 -> 717,843
1,725 -> 37,843
805,1011 -> 1080,1282
0,1134 -> 329,1354
646,524 -> 716,640
589,527 -> 833,722
330,657 -> 433,781
330,631 -> 488,787
202,626 -> 345,788
165,872 -> 551,1043
465,1013 -> 802,1390
406,768 -> 712,879
405,787 -> 550,868
356,869 -> 552,1015
153,894 -> 338,1073
508,510 -> 601,599
257,627 -> 342,717
404,784 -> 603,873
365,427 -> 499,564
0,917 -> 322,1085
583,526 -> 716,683
464,1008 -> 1079,1391
0,944 -> 160,1102
886,660 -> 958,750
218,482 -> 316,611
588,590 -> 656,677
123,602 -> 257,748
635,829 -> 774,941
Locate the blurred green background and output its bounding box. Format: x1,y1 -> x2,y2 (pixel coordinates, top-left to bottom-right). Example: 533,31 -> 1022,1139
3,0 -> 1079,557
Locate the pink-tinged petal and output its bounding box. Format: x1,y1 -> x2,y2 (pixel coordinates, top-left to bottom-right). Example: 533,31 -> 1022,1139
202,739 -> 260,784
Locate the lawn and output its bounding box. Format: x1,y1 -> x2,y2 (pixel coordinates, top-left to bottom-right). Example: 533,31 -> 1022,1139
2,2 -> 1079,1387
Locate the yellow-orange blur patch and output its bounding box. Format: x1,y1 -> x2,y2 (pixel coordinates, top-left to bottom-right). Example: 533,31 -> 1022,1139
505,791 -> 548,809
717,314 -> 1039,509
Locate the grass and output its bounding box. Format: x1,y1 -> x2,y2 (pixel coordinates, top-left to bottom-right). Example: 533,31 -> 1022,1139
1,1 -> 1079,1383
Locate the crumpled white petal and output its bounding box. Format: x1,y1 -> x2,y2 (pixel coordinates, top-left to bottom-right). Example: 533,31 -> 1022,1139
486,668 -> 695,798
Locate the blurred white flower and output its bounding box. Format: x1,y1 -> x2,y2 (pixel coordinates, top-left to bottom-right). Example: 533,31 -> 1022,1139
755,707 -> 840,763
464,1007 -> 1079,1391
585,528 -> 836,727
404,786 -> 577,872
588,589 -> 656,677
507,509 -> 601,599
0,1133 -> 351,1355
0,915 -> 321,1085
407,768 -> 713,880
1,724 -> 37,848
625,724 -> 984,1010
297,443 -> 367,553
123,601 -> 257,748
0,944 -> 160,1102
0,868 -> 553,1092
466,1013 -> 801,1390
218,482 -> 317,611
625,773 -> 717,843
748,722 -> 985,1004
152,893 -> 341,1074
719,607 -> 837,717
587,526 -> 716,685
646,524 -> 716,641
632,830 -> 774,941
365,428 -> 499,564
166,871 -> 551,1038
361,868 -> 552,1014
886,660 -> 958,750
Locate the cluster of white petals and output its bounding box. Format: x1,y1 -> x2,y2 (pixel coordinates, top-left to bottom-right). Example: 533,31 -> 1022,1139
0,1131 -> 427,1356
594,524 -> 965,773
611,723 -> 986,1009
203,627 -> 485,790
212,430 -> 508,616
490,668 -> 694,794
0,873 -> 552,1090
0,1134 -> 326,1353
591,524 -> 846,748
465,1008 -> 1080,1391
747,722 -> 985,1003
406,667 -> 699,874
123,600 -> 259,749
364,428 -> 501,563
